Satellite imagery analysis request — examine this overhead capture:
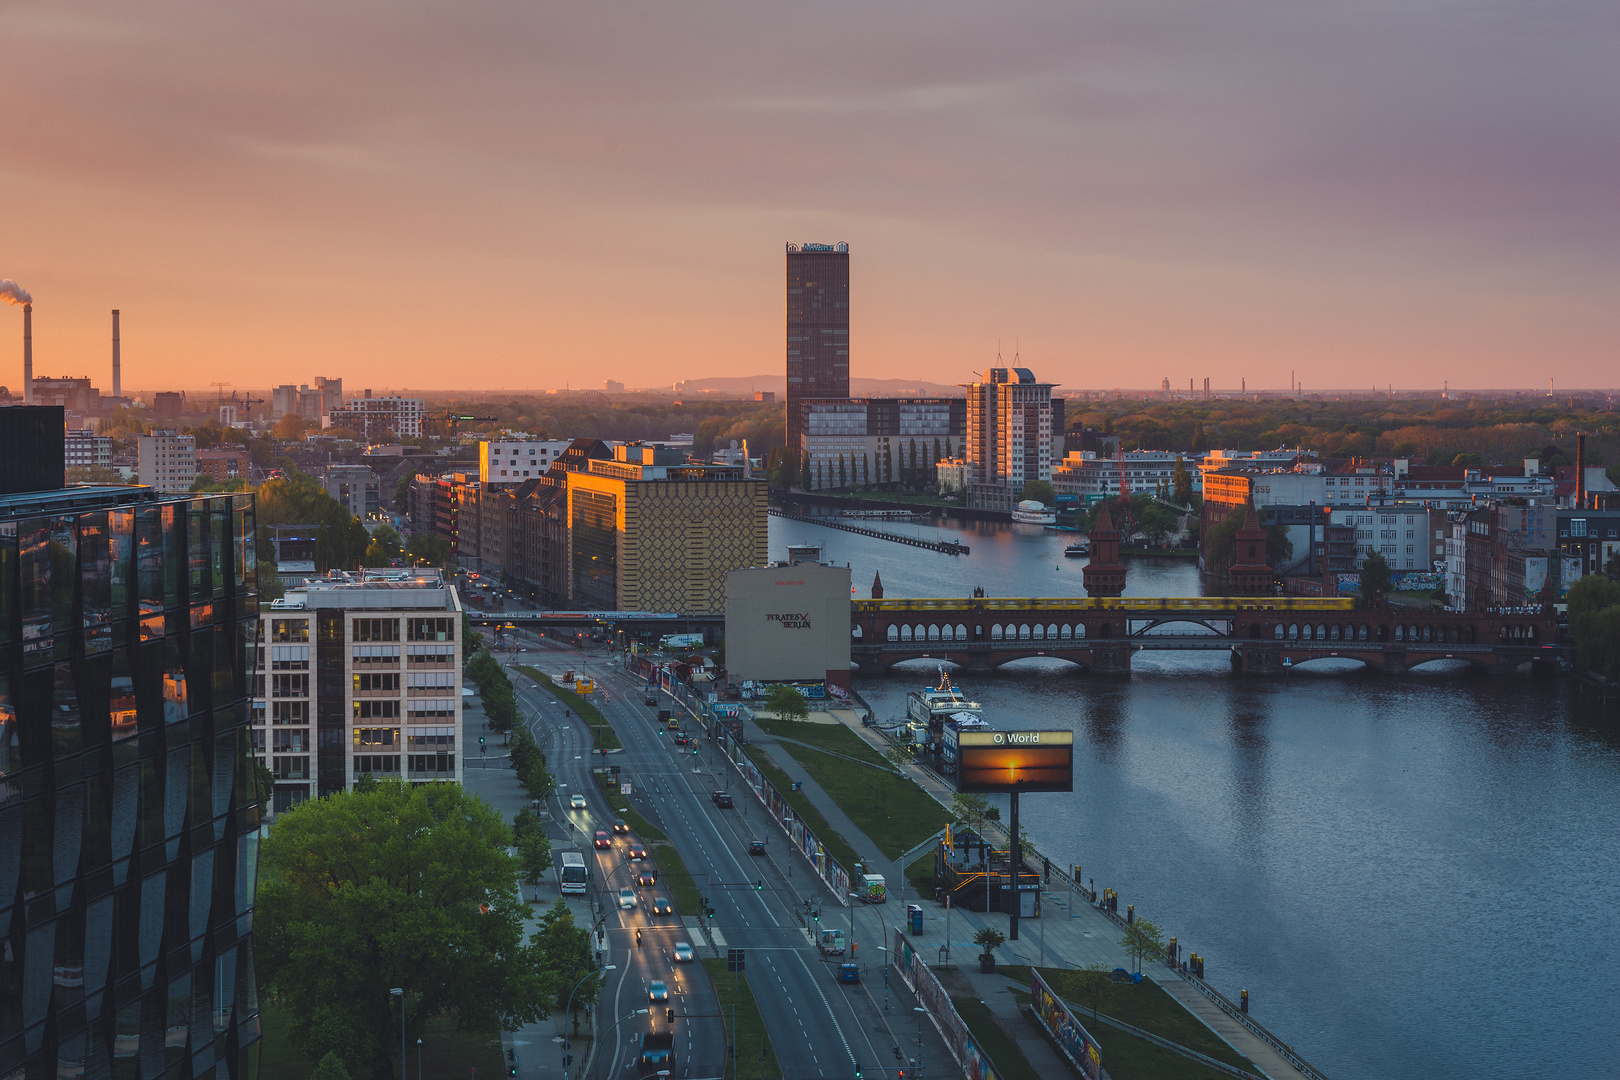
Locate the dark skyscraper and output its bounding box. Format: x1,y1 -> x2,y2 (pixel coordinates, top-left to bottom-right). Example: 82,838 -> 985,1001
0,410 -> 260,1077
785,242 -> 850,453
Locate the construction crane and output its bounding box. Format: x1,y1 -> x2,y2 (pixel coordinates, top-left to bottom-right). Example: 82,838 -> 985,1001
230,390 -> 266,421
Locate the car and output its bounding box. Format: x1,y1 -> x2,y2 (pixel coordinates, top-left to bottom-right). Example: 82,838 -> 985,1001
837,963 -> 860,984
613,818 -> 629,834
629,842 -> 648,860
618,888 -> 636,910
644,695 -> 657,707
710,790 -> 724,804
569,794 -> 587,810
715,793 -> 734,809
749,840 -> 766,856
657,710 -> 672,722
634,869 -> 658,886
594,830 -> 612,849
647,979 -> 669,1003
672,942 -> 694,963
674,734 -> 690,746
651,895 -> 672,915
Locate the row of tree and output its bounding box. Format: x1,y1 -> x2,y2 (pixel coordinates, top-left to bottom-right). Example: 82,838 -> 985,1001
465,650 -> 518,732
1568,573 -> 1620,683
257,781 -> 601,1080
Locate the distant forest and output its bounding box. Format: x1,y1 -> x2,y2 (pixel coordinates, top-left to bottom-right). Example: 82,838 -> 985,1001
437,393 -> 1619,472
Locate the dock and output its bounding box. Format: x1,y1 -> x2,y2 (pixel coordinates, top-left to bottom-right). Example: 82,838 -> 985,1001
768,507 -> 971,556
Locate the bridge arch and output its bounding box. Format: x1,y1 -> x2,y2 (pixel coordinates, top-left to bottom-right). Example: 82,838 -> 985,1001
1286,653 -> 1382,673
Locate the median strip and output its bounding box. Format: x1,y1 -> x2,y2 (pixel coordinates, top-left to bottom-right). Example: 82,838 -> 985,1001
512,664 -> 622,750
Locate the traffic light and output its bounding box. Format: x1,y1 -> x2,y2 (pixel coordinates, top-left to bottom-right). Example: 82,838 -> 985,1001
479,736 -> 486,749
854,1064 -> 861,1078
666,1008 -> 674,1023
812,908 -> 820,921
756,880 -> 763,890
706,906 -> 716,919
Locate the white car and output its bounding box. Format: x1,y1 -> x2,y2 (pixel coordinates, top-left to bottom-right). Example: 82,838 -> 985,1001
569,794 -> 587,810
618,887 -> 637,910
672,941 -> 694,963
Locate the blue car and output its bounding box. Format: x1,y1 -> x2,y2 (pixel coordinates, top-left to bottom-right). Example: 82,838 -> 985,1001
837,963 -> 859,984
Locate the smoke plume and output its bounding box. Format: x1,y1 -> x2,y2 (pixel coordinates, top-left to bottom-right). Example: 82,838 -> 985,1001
0,280 -> 31,306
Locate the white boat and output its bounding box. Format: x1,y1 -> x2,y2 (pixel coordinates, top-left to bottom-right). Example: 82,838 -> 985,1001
1011,499 -> 1056,525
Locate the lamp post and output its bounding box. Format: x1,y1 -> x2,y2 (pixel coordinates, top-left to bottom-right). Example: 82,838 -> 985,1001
416,1038 -> 423,1080
914,1006 -> 927,1080
591,1008 -> 649,1080
389,988 -> 405,1080
563,965 -> 616,1072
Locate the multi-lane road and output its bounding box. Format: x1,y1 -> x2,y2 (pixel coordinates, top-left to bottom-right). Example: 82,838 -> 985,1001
507,632 -> 909,1080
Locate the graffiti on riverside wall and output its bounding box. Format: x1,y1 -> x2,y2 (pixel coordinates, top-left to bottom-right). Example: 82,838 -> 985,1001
731,744 -> 850,900
894,930 -> 1003,1080
1030,969 -> 1103,1080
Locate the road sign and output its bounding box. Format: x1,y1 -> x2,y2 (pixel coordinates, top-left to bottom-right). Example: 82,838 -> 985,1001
726,948 -> 746,972
620,782 -> 632,795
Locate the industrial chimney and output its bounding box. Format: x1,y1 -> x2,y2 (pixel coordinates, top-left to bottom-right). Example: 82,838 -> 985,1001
112,309 -> 121,400
1576,432 -> 1586,509
22,303 -> 31,404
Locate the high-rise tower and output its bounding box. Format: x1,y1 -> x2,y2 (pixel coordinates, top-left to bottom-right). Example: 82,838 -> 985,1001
785,242 -> 850,453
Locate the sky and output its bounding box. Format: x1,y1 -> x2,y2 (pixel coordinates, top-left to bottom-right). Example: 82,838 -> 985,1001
2,1 -> 1617,394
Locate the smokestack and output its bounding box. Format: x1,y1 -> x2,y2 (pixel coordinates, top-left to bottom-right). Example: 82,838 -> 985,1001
112,309 -> 121,400
22,303 -> 31,404
1577,432 -> 1586,509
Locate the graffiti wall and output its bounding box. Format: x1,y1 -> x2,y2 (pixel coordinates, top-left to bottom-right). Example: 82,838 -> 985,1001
893,930 -> 1003,1080
1029,970 -> 1103,1080
728,741 -> 850,900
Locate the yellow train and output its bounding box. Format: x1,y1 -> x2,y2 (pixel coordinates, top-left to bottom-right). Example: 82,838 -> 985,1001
854,596 -> 1357,614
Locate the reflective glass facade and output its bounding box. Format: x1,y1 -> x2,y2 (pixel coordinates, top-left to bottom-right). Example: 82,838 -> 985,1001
0,487 -> 260,1079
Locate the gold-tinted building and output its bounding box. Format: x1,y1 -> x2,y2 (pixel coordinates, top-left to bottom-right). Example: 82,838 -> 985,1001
567,444 -> 768,613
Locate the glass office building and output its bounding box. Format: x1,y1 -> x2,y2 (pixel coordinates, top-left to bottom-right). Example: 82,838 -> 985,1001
0,481 -> 261,1078
785,242 -> 851,452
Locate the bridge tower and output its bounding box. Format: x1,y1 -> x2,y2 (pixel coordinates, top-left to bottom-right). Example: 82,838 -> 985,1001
870,571 -> 884,599
1083,502 -> 1127,597
1228,508 -> 1273,595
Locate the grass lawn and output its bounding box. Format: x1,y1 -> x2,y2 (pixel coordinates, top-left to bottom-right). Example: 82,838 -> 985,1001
256,998 -> 505,1080
513,664 -> 622,750
1000,968 -> 1250,1071
948,997 -> 1049,1080
740,745 -> 864,874
1084,1018 -> 1242,1080
593,771 -> 702,914
751,718 -> 951,863
702,957 -> 783,1080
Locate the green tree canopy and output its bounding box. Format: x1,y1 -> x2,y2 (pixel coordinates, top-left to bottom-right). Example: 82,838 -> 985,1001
1119,917 -> 1166,974
763,683 -> 809,721
1019,480 -> 1055,505
1360,549 -> 1393,599
256,781 -> 546,1080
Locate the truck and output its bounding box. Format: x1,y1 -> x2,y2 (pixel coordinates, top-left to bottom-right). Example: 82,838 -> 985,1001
817,929 -> 846,956
858,873 -> 887,904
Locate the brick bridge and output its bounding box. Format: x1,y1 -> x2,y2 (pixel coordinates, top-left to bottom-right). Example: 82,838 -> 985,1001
850,597 -> 1557,676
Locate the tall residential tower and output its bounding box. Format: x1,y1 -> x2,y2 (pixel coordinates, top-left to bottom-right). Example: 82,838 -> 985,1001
785,242 -> 850,452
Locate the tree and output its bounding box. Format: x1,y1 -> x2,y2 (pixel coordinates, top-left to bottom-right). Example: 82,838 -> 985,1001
800,450 -> 812,491
951,793 -> 990,835
1567,573 -> 1620,680
1451,452 -> 1485,468
1360,549 -> 1393,599
273,413 -> 310,441
763,683 -> 809,722
512,808 -> 554,884
257,560 -> 285,602
1019,480 -> 1055,506
256,781 -> 546,1080
1068,963 -> 1117,1021
534,899 -> 601,1022
1172,456 -> 1192,505
407,531 -> 451,570
1606,549 -> 1620,584
1119,917 -> 1166,974
66,464 -> 127,485
309,1051 -> 354,1080
1139,503 -> 1179,548
973,927 -> 1006,958
395,469 -> 418,510
838,454 -> 847,489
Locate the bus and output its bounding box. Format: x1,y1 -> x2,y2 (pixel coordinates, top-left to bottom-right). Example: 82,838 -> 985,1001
559,850 -> 588,895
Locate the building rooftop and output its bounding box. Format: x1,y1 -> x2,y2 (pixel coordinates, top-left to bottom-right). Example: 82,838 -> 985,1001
271,568 -> 461,612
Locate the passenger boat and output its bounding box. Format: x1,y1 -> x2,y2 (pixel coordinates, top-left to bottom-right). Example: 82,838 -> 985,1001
906,669 -> 986,765
1011,499 -> 1056,525
1063,542 -> 1090,558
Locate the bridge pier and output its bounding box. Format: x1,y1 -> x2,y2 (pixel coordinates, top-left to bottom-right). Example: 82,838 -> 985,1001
1088,643 -> 1134,675
1232,644 -> 1286,675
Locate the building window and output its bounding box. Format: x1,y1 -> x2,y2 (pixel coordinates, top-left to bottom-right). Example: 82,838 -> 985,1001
272,755 -> 309,779
353,618 -> 401,642
270,645 -> 309,670
354,727 -> 399,748
354,672 -> 400,692
271,674 -> 309,698
271,618 -> 310,642
273,730 -> 306,752
353,755 -> 400,774
354,700 -> 401,720
406,617 -> 455,642
272,701 -> 308,724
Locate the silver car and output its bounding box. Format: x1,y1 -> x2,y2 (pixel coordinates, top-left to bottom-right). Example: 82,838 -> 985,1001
672,941 -> 694,963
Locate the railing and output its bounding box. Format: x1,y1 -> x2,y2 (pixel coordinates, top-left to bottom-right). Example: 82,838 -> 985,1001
1179,968 -> 1333,1080
1060,1006 -> 1260,1080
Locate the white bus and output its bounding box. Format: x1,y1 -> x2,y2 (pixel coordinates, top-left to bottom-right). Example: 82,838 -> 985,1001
559,850 -> 588,895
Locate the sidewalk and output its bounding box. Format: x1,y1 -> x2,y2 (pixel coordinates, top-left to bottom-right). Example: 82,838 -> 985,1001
741,708 -> 1316,1080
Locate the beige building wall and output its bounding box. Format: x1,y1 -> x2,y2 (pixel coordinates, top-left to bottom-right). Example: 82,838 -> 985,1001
567,471 -> 768,613
725,564 -> 852,684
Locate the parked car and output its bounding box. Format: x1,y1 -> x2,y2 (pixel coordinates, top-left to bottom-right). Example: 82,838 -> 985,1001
837,963 -> 860,984
749,840 -> 766,855
715,793 -> 734,809
710,790 -> 725,804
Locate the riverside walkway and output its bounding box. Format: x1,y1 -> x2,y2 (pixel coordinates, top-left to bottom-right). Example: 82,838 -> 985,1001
739,706 -> 1325,1080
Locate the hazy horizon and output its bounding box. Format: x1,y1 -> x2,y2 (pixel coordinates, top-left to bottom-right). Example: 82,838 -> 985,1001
3,2 -> 1616,392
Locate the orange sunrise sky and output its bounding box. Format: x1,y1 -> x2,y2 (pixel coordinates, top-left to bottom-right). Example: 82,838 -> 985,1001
2,2 -> 1617,394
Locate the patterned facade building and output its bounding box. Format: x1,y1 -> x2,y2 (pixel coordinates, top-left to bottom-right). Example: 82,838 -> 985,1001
0,452 -> 261,1076
566,444 -> 767,613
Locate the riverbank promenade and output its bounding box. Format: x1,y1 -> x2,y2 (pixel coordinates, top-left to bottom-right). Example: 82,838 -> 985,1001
740,705 -> 1322,1080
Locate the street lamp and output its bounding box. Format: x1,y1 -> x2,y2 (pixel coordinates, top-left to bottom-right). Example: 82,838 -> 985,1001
914,1006 -> 927,1080
590,1008 -> 649,1080
389,988 -> 405,1080
563,965 -> 616,1069
416,1038 -> 423,1080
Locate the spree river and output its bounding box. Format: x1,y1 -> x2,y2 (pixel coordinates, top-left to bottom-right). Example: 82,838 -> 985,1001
768,511 -> 1619,1080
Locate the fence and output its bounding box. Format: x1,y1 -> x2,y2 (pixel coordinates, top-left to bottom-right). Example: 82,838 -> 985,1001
892,929 -> 1001,1080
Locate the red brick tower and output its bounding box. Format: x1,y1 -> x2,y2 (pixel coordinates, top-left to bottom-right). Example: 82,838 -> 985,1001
1083,502 -> 1127,597
871,571 -> 884,599
1227,507 -> 1274,596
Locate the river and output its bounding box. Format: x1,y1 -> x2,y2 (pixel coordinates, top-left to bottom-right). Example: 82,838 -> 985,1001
768,510 -> 1620,1080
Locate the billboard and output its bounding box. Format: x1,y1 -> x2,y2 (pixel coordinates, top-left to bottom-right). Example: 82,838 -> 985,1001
956,730 -> 1074,793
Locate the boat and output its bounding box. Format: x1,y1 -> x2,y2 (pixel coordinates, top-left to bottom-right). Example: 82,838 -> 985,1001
906,669 -> 986,766
1063,542 -> 1090,558
1011,499 -> 1056,525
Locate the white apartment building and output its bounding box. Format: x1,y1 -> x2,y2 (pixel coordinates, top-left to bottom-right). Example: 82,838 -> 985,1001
480,439 -> 573,485
137,431 -> 197,492
65,428 -> 112,469
964,367 -> 1056,511
1052,450 -> 1199,502
1329,507 -> 1433,571
251,569 -> 464,814
327,395 -> 426,439
1445,521 -> 1468,611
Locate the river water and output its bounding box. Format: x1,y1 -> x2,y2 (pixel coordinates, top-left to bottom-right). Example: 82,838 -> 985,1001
768,511 -> 1619,1080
